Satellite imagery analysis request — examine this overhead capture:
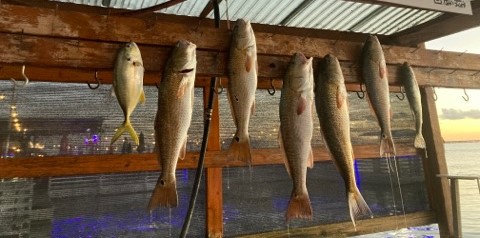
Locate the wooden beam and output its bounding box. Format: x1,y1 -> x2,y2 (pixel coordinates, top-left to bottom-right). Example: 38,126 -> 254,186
3,4 -> 480,72
204,82 -> 224,237
238,211 -> 436,237
0,143 -> 417,179
420,87 -> 454,237
389,1 -> 480,46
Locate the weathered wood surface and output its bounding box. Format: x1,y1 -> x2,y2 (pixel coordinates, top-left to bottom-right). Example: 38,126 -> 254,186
238,211 -> 436,237
0,143 -> 416,179
204,84 -> 224,238
1,3 -> 480,88
421,87 -> 454,237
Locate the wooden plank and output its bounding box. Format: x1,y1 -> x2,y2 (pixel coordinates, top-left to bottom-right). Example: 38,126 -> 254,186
389,1 -> 480,46
0,143 -> 417,178
420,87 -> 453,237
204,82 -> 224,237
2,4 -> 480,72
238,211 -> 436,237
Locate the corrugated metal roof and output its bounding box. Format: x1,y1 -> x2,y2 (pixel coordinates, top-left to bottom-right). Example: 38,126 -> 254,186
50,0 -> 444,35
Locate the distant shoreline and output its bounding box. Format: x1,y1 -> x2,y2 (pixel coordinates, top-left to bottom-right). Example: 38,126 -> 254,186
445,140 -> 480,144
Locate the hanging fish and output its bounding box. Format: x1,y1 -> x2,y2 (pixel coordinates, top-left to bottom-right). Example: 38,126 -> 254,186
279,53 -> 314,221
400,62 -> 426,149
315,54 -> 373,228
148,40 -> 197,210
361,35 -> 396,157
227,18 -> 257,165
111,41 -> 145,146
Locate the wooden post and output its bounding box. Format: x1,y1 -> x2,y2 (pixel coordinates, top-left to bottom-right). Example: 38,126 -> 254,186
450,178 -> 462,237
204,79 -> 223,238
420,87 -> 454,237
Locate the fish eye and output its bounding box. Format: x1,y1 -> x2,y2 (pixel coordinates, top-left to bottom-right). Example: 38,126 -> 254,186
127,57 -> 131,61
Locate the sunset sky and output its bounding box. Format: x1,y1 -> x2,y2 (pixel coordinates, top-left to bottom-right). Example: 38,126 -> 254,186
425,28 -> 480,142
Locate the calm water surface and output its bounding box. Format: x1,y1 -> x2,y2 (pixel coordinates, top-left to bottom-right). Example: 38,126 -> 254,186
355,141 -> 480,238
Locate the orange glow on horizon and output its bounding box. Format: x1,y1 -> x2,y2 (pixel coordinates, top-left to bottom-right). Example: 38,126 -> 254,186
439,118 -> 480,142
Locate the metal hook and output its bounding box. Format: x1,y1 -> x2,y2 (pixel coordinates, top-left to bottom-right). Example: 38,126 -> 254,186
395,86 -> 405,100
433,87 -> 438,101
267,79 -> 276,95
409,47 -> 420,53
462,88 -> 469,101
10,65 -> 29,87
356,83 -> 365,99
458,50 -> 468,56
214,77 -> 223,94
435,47 -> 444,54
87,70 -> 101,89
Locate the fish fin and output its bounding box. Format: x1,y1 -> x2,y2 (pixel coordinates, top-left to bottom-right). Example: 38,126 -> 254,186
286,192 -> 313,222
414,133 -> 426,149
348,189 -> 373,230
227,133 -> 252,165
336,86 -> 346,109
148,178 -> 178,210
179,138 -> 187,160
251,100 -> 256,116
379,60 -> 387,79
111,120 -> 139,145
245,52 -> 254,72
278,127 -> 291,178
297,95 -> 307,115
177,80 -> 188,98
308,148 -> 314,169
380,134 -> 396,157
139,90 -> 146,105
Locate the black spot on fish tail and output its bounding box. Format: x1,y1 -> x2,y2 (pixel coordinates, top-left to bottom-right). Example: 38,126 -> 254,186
160,179 -> 165,186
234,95 -> 239,102
234,136 -> 240,142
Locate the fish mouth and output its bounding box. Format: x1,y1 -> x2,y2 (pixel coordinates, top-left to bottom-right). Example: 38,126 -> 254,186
179,68 -> 195,74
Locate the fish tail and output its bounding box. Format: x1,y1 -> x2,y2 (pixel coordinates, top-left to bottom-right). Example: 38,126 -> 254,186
111,120 -> 139,145
414,133 -> 426,149
148,178 -> 178,211
348,189 -> 373,230
227,133 -> 252,165
380,134 -> 396,157
286,192 -> 312,222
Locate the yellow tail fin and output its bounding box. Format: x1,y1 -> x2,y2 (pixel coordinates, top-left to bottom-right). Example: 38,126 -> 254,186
286,192 -> 313,222
148,178 -> 178,211
227,134 -> 252,165
111,120 -> 139,145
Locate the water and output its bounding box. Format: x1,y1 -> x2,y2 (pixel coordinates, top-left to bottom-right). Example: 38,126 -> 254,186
445,142 -> 480,237
355,141 -> 480,237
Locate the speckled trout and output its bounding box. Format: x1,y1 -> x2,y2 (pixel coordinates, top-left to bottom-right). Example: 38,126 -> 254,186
279,53 -> 314,221
315,54 -> 373,228
111,42 -> 145,145
148,40 -> 196,210
227,18 -> 257,165
361,35 -> 396,157
400,62 -> 426,149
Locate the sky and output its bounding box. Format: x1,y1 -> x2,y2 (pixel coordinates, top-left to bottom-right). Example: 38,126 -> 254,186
425,27 -> 480,141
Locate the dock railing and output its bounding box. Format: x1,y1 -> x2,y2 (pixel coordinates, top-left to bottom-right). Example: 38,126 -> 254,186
437,174 -> 480,238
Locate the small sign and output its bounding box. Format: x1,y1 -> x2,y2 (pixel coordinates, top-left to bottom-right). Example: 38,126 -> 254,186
376,0 -> 472,15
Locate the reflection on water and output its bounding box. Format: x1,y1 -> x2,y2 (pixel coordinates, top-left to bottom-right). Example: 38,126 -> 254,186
0,156 -> 429,237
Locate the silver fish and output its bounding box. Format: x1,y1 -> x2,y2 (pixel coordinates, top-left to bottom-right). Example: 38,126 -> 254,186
279,53 -> 314,221
315,54 -> 373,228
111,41 -> 145,145
361,35 -> 396,156
227,18 -> 257,165
148,40 -> 197,210
400,62 -> 425,149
